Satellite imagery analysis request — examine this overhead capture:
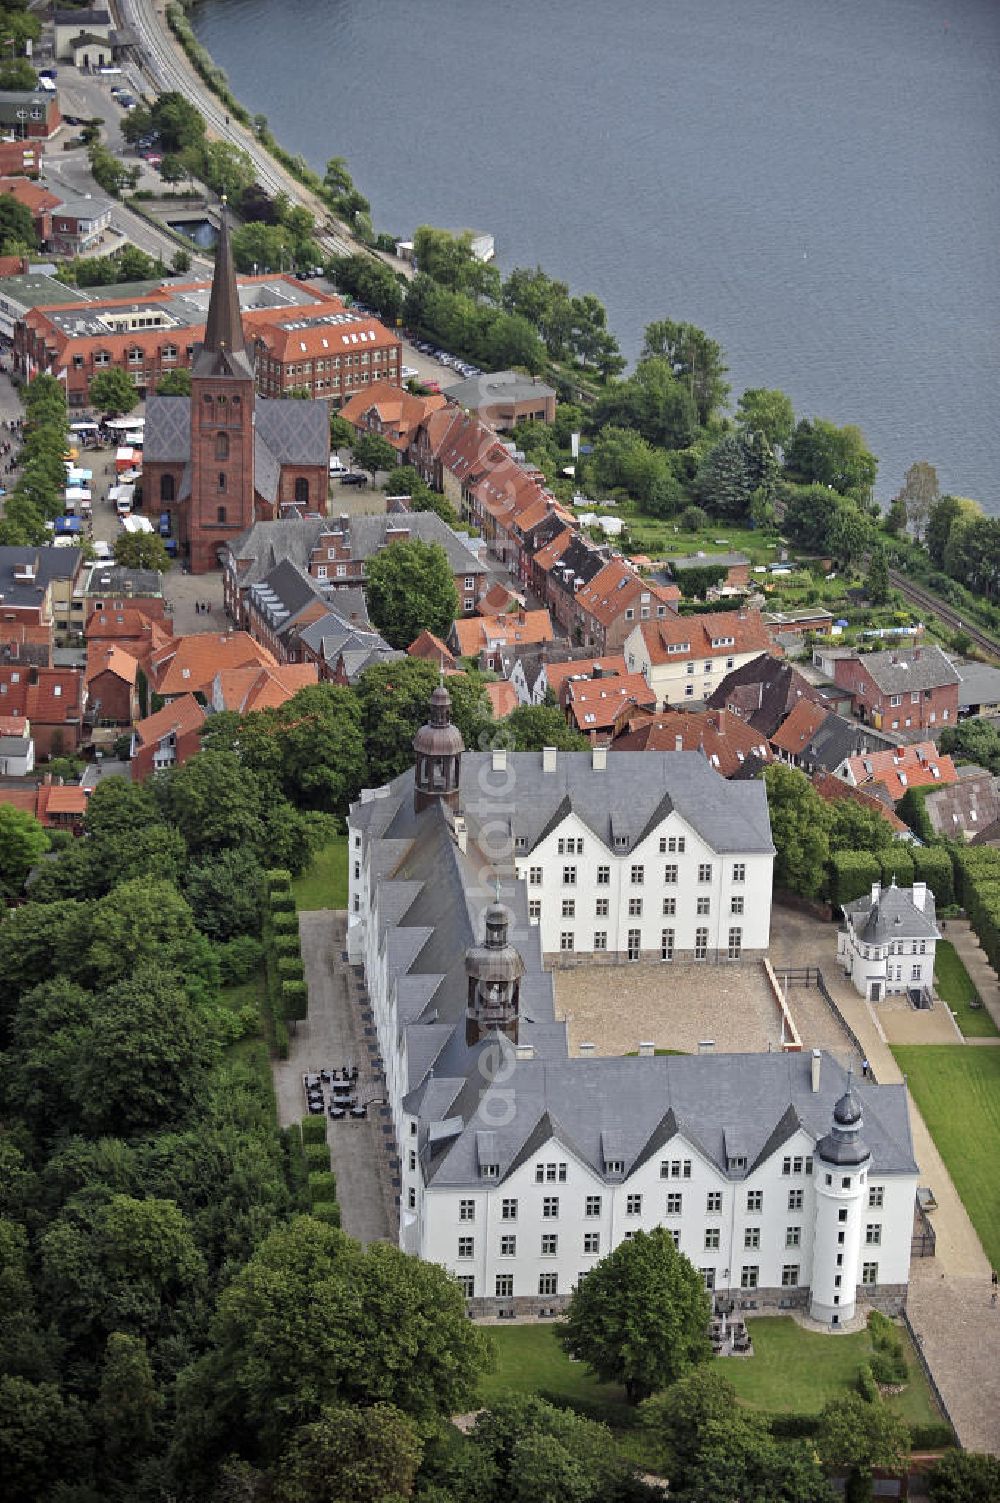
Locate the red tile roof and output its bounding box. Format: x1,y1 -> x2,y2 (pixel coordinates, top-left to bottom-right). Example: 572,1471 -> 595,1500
0,666 -> 84,725
212,663 -> 317,713
811,772 -> 910,833
574,559 -> 680,629
148,632 -> 277,698
85,642 -> 138,687
339,381 -> 446,450
133,693 -> 206,748
451,609 -> 554,658
566,672 -> 656,732
769,697 -> 829,757
0,714 -> 28,736
615,708 -> 773,776
635,609 -> 773,665
0,175 -> 59,215
486,681 -> 519,719
407,630 -> 457,672
545,656 -> 628,699
843,741 -> 958,803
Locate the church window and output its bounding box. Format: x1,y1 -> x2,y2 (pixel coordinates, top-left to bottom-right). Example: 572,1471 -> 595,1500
294,477 -> 309,505
217,506 -> 227,524
216,432 -> 229,460
160,474 -> 175,503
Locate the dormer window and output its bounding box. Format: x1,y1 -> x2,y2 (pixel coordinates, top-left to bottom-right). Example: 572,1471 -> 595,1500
605,1160 -> 625,1176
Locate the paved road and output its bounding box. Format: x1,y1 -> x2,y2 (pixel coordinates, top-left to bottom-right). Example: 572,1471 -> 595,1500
272,909 -> 392,1247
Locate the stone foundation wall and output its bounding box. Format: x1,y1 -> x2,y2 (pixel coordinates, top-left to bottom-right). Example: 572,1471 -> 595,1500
545,949 -> 767,969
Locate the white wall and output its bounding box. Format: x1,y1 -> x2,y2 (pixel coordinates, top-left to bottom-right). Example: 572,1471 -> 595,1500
624,626 -> 763,710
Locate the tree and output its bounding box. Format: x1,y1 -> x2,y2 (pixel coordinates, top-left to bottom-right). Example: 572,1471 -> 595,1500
764,764 -> 832,899
939,717 -> 1000,777
640,1366 -> 738,1484
594,357 -> 699,451
736,387 -> 795,451
679,504 -> 708,532
329,412 -> 355,449
817,1394 -> 908,1503
827,798 -> 896,854
84,876 -> 209,988
96,1332 -> 160,1472
113,530 -> 171,572
151,91 -> 206,153
864,548 -> 890,604
641,319 -> 730,425
0,59 -> 39,92
351,431 -> 398,483
0,195 -> 37,255
0,805 -> 49,897
883,495 -> 908,535
927,1450 -> 1000,1503
272,1404 -> 422,1503
364,539 -> 460,648
0,1375 -> 90,1503
503,705 -> 588,751
559,1227 -> 711,1403
270,683 -> 367,814
157,367 -> 192,395
694,432 -> 756,520
894,460 -> 939,541
784,419 -> 877,502
676,562 -> 727,600
472,1395 -> 641,1503
183,848 -> 263,941
356,659 -> 489,784
159,750 -> 265,858
89,368 -> 138,416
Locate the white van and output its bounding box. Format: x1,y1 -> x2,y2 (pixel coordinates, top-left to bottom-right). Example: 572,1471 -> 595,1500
329,453 -> 347,474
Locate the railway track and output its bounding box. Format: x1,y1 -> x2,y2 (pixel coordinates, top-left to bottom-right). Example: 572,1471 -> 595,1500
888,569 -> 1000,661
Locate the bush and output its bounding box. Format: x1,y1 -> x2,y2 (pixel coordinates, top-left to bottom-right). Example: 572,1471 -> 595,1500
270,910 -> 298,936
829,851 -> 881,907
877,848 -> 913,890
266,868 -> 293,893
269,889 -> 296,914
301,1115 -> 328,1145
273,932 -> 301,961
910,846 -> 954,907
277,955 -> 305,983
870,1349 -> 908,1386
273,1017 -> 289,1059
304,1141 -> 330,1172
281,979 -> 308,1021
308,1170 -> 337,1204
217,934 -> 265,985
310,1202 -> 342,1228
908,1421 -> 956,1450
856,1364 -> 880,1403
767,1413 -> 820,1439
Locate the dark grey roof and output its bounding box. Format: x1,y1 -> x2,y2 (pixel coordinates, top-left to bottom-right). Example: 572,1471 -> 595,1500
142,395 -> 190,464
922,770 -> 999,839
253,430 -> 280,505
256,397 -> 329,468
0,735 -> 30,755
858,645 -> 961,694
0,546 -> 81,608
347,513 -> 486,575
843,882 -> 940,944
955,661 -> 1000,710
798,710 -> 897,774
247,558 -> 325,636
226,518 -> 327,589
297,610 -> 398,681
311,586 -> 369,624
54,8 -> 110,22
82,563 -> 161,597
444,371 -> 556,408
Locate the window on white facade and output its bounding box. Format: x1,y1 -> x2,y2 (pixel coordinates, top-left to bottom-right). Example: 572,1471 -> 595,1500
529,867 -> 542,884
866,1224 -> 882,1246
627,929 -> 641,960
732,862 -> 745,881
781,1264 -> 800,1287
868,1186 -> 884,1209
457,1237 -> 474,1258
746,1190 -> 763,1212
528,900 -> 541,920
501,1198 -> 518,1220
786,1226 -> 801,1247
459,1199 -> 475,1221
662,895 -> 677,916
408,1188 -> 416,1209
741,1265 -> 759,1289
542,1197 -> 559,1218
541,1234 -> 558,1256
535,1163 -> 567,1183
728,927 -> 743,960
560,932 -> 575,951
626,1194 -> 642,1215
629,897 -> 643,917
665,1193 -> 682,1214
500,1235 -> 516,1256
698,863 -> 713,882
595,896 -> 609,916
630,864 -> 644,884
593,930 -> 608,950
707,1191 -> 722,1213
664,863 -> 678,883
496,1274 -> 513,1297
563,866 -> 577,885
862,1261 -> 879,1286
538,1272 -> 558,1296
731,896 -> 745,915
788,1188 -> 803,1211
705,1227 -> 721,1249
458,1275 -> 474,1298
596,865 -> 610,884
701,1267 -> 716,1290
585,1195 -> 602,1216
744,1227 -> 760,1249
583,1232 -> 600,1254
697,896 -> 711,916
911,964 -> 922,980
661,928 -> 675,961
561,899 -> 576,918
694,928 -> 709,960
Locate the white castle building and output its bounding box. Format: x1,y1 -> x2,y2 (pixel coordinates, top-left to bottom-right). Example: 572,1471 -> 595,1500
837,880 -> 940,1003
347,686 -> 918,1322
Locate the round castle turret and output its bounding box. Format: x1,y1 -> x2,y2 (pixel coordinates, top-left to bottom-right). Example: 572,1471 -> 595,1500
465,895 -> 525,1045
810,1072 -> 871,1326
413,683 -> 464,812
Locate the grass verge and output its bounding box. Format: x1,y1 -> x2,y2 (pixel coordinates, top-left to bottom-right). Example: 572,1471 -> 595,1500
892,1045 -> 1000,1270
933,940 -> 999,1038
292,836 -> 348,910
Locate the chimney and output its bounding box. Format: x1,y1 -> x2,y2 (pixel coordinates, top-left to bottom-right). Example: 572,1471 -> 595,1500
542,745 -> 557,772
638,1041 -> 655,1057
912,881 -> 927,911
491,747 -> 507,773
871,881 -> 881,905
515,1042 -> 534,1061
592,744 -> 607,771
811,1048 -> 821,1093
675,733 -> 683,751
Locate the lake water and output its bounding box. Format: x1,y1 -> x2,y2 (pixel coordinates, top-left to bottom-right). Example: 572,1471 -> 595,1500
191,0 -> 1000,512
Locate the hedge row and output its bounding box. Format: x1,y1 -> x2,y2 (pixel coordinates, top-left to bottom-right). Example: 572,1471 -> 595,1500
828,845 -> 955,910
260,869 -> 308,1057
954,849 -> 1000,973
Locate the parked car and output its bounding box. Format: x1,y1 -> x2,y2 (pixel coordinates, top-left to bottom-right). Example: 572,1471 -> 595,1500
339,472 -> 367,486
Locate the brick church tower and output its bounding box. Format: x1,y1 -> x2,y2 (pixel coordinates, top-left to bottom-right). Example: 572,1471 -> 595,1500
187,205 -> 256,573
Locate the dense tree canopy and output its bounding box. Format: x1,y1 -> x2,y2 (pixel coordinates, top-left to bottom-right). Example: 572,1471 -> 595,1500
364,538 -> 461,648
764,764 -> 832,899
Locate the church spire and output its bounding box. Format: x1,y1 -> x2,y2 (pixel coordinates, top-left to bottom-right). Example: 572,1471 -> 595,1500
193,199 -> 253,380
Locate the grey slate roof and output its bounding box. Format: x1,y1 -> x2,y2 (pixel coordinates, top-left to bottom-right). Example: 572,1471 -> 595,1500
143,394 -> 327,493
0,546 -> 81,608
142,396 -> 189,464
798,710 -> 897,774
843,882 -> 940,944
859,645 -> 961,694
347,513 -> 486,575
444,371 -> 556,408
256,397 -> 329,467
669,552 -> 749,571
922,770 -> 999,839
0,735 -> 31,756
955,661 -> 1000,711
227,518 -> 327,590
247,558 -> 325,636
297,609 -> 399,682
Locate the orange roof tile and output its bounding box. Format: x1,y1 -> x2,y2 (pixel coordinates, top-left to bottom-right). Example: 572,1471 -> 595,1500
340,382 -> 446,450
42,786 -> 88,816
615,708 -> 773,776
636,609 -> 773,665
574,559 -> 680,629
21,668 -> 83,725
0,176 -> 59,215
133,693 -> 206,747
450,609 -> 554,658
0,714 -> 27,736
407,630 -> 457,671
486,681 -> 519,719
254,310 -> 399,363
213,663 -> 317,714
811,772 -> 910,833
769,697 -> 829,756
567,673 -> 656,731
0,785 -> 37,814
148,632 -> 277,698
843,742 -> 958,803
545,656 -> 628,699
85,642 -> 137,686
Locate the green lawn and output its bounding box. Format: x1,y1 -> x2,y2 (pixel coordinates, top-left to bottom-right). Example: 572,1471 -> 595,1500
481,1316 -> 940,1434
892,1046 -> 1000,1270
933,940 -> 999,1038
291,836 -> 348,910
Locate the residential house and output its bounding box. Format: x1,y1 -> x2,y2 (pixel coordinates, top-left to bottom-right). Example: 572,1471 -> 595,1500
130,694 -> 205,781
243,558 -> 335,664
763,607 -> 836,637
626,611 -> 774,711
305,513 -> 487,615
0,178 -> 60,243
0,546 -> 84,633
84,643 -> 138,727
0,91 -> 60,141
0,714 -> 33,775
408,630 -> 458,673
545,655 -> 628,702
477,579 -> 525,615
706,654 -> 829,739
0,663 -> 84,756
564,672 -> 656,741
82,563 -> 165,623
252,306 -> 402,404
615,708 -> 773,779
53,8 -> 112,58
296,611 -> 398,685
84,604 -> 172,665
485,681 -> 518,720
46,191 -> 114,258
0,622 -> 52,667
146,632 -> 277,702
810,773 -> 913,840
348,683 -> 916,1322
955,662 -> 1000,720
339,380 -> 446,452
831,647 -> 960,733
536,532 -> 608,637
572,560 -> 681,655
0,140 -> 43,178
921,768 -> 999,842
209,662 -> 318,714
771,701 -> 897,774
441,371 -> 557,430
838,881 -> 939,1002
835,742 -> 958,804
449,608 -> 554,666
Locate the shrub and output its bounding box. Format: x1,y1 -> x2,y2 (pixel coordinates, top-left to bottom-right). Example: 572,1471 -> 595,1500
273,932 -> 301,961
301,1115 -> 328,1145
265,868 -> 293,893
270,910 -> 298,936
856,1364 -> 880,1403
310,1201 -> 342,1228
877,848 -> 913,889
767,1413 -> 820,1439
273,1017 -> 289,1059
281,979 -> 308,1021
870,1349 -> 908,1386
269,889 -> 296,914
277,955 -> 305,984
910,846 -> 954,907
829,851 -> 881,907
304,1141 -> 330,1172
908,1421 -> 956,1450
217,934 -> 265,985
308,1170 -> 337,1204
